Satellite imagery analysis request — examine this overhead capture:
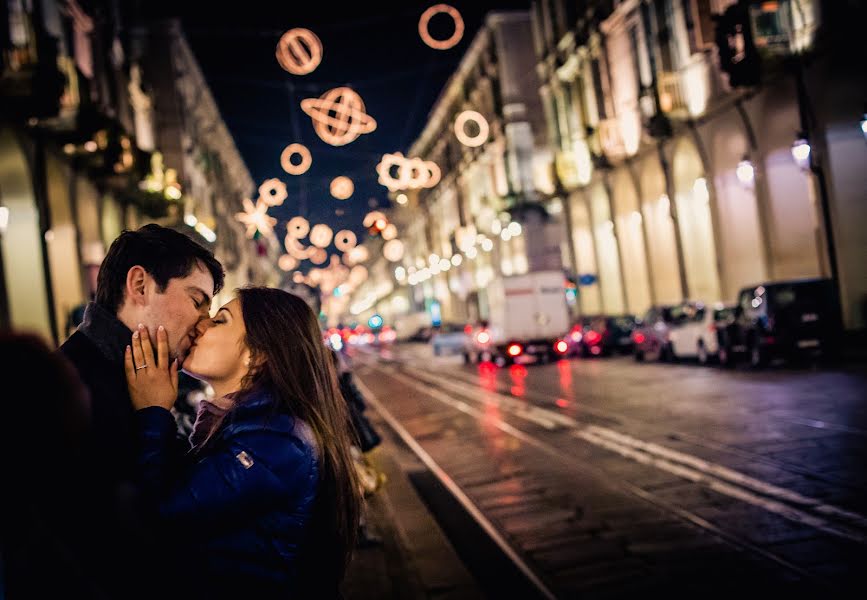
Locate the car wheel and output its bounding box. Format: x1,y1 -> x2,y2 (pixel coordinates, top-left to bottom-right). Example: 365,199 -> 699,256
697,341 -> 709,365
462,352 -> 471,365
634,350 -> 645,362
659,343 -> 672,363
494,355 -> 508,367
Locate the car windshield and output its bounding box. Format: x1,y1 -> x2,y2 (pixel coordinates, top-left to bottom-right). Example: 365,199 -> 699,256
714,307 -> 733,321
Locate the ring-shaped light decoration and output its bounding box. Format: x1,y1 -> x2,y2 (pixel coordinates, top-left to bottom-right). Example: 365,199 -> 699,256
382,223 -> 398,241
383,239 -> 405,262
286,216 -> 310,239
300,87 -> 376,147
259,178 -> 288,207
280,143 -> 312,175
454,110 -> 489,148
309,223 -> 334,248
278,254 -> 299,271
285,236 -> 311,260
363,211 -> 386,228
375,153 -> 406,192
418,4 -> 464,50
330,176 -> 354,200
276,28 -> 323,75
309,247 -> 328,265
334,229 -> 357,252
423,160 -> 441,188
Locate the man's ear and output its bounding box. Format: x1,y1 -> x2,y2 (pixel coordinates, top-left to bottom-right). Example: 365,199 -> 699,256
125,266 -> 149,307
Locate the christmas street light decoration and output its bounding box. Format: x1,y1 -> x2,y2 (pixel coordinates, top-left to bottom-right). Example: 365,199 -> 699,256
286,216 -> 310,239
383,239 -> 404,262
334,230 -> 357,252
259,178 -> 288,207
278,254 -> 299,271
236,198 -> 277,238
454,110 -> 489,147
276,28 -> 322,75
418,4 -> 464,50
309,223 -> 334,248
382,223 -> 398,241
375,152 -> 441,192
281,143 -> 312,175
301,87 -> 376,146
363,211 -> 386,228
309,248 -> 328,265
330,176 -> 354,200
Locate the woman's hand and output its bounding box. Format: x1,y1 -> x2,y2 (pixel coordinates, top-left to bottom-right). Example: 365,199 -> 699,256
125,324 -> 178,411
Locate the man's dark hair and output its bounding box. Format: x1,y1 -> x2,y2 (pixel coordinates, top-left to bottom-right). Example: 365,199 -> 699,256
95,224 -> 225,313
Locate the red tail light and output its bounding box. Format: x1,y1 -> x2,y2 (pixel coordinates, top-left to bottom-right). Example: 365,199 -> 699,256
507,343 -> 523,357
633,332 -> 646,344
555,340 -> 568,354
585,331 -> 602,345
464,324 -> 473,335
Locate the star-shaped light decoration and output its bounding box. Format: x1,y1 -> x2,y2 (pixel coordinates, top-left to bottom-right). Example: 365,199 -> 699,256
235,197 -> 277,239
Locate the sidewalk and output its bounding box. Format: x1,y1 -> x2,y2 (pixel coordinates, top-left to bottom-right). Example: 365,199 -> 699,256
344,406 -> 483,599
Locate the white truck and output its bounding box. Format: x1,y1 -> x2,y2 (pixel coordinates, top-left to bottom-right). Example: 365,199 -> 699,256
466,271 -> 571,366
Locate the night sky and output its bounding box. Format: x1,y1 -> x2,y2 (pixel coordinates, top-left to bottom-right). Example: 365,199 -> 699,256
139,0 -> 532,251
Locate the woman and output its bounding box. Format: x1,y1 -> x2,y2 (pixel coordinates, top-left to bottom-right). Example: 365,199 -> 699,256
125,288 -> 361,598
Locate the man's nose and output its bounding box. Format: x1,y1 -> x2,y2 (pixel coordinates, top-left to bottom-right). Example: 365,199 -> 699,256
195,318 -> 214,336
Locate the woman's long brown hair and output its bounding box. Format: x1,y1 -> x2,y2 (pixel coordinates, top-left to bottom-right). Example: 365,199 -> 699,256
236,287 -> 361,595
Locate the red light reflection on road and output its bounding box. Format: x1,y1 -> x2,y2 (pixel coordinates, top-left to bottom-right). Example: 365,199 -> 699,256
509,364 -> 527,397
477,360 -> 498,392
557,359 -> 572,393
555,398 -> 570,408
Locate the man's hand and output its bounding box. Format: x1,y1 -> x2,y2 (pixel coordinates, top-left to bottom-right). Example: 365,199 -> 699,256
125,324 -> 179,411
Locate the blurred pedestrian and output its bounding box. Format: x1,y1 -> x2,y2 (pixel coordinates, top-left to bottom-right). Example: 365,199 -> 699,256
125,287 -> 361,598
0,332 -> 106,598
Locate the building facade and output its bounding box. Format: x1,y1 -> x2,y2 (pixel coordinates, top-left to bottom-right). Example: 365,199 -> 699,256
533,0 -> 866,329
1,2 -> 275,344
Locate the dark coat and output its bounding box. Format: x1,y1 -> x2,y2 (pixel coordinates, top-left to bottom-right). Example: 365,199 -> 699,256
135,388 -> 320,597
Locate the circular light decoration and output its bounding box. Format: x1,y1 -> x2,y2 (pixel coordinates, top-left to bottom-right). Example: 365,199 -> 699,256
375,152 -> 441,192
330,176 -> 354,200
259,178 -> 288,207
309,223 -> 334,248
278,254 -> 299,271
345,245 -> 369,266
309,248 -> 328,265
382,223 -> 398,241
454,110 -> 489,148
276,28 -> 322,75
334,229 -> 357,252
300,87 -> 376,147
419,4 -> 464,50
286,216 -> 310,239
349,265 -> 369,286
280,143 -> 312,175
363,211 -> 386,228
383,239 -> 405,262
285,236 -> 312,260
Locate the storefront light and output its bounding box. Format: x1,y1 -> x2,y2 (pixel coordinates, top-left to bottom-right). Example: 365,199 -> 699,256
791,135 -> 811,171
736,157 -> 755,187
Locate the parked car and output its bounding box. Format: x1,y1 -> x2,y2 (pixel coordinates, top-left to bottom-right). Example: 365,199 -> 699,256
431,323 -> 470,356
407,326 -> 433,343
668,302 -> 735,364
559,316 -> 592,357
580,315 -> 637,357
718,278 -> 842,367
464,321 -> 495,363
632,305 -> 679,362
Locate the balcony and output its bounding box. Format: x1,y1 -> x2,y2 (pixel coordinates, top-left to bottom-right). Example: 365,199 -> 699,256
657,54 -> 711,118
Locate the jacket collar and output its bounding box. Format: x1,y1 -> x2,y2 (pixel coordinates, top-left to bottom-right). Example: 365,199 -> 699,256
78,302 -> 133,366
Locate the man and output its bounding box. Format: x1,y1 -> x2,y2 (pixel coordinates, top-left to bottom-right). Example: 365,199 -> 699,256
58,224 -> 223,598
61,224 -> 224,480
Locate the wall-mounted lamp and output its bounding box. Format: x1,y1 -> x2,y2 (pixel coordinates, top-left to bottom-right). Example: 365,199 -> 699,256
736,156 -> 755,187
791,133 -> 811,171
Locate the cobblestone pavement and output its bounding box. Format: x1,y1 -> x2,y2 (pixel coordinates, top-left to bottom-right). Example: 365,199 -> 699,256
349,343 -> 867,599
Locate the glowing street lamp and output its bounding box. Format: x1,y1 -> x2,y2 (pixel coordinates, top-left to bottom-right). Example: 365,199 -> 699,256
736,156 -> 755,187
791,135 -> 811,171
860,113 -> 867,143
